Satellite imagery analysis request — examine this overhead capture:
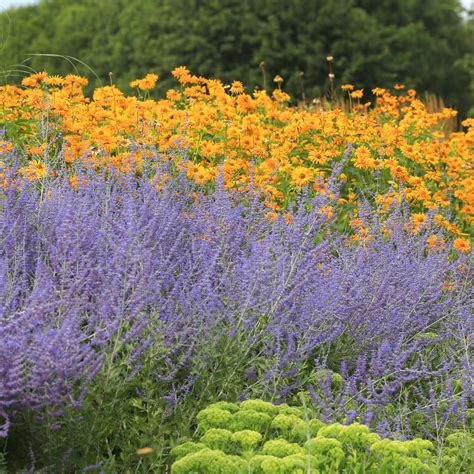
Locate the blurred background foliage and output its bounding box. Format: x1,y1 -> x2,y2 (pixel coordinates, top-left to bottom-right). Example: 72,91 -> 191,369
0,0 -> 472,116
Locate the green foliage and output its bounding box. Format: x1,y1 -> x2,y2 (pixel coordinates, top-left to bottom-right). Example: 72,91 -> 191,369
276,405 -> 305,418
0,0 -> 471,116
261,439 -> 304,457
201,428 -> 234,451
170,441 -> 208,460
171,398 -> 474,473
229,410 -> 273,433
4,328 -> 469,472
231,430 -> 263,451
171,448 -> 246,473
442,432 -> 474,472
370,438 -> 437,473
240,399 -> 280,416
197,407 -> 234,431
249,454 -> 311,473
305,437 -> 346,470
271,414 -> 306,438
312,369 -> 344,390
317,422 -> 381,450
0,450 -> 6,473
208,401 -> 240,413
2,327 -> 251,472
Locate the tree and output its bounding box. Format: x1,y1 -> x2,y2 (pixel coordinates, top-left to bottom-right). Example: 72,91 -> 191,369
0,0 -> 471,116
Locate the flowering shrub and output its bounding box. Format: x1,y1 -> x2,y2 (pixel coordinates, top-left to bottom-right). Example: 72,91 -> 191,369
0,164 -> 471,453
171,399 -> 473,473
0,69 -> 472,235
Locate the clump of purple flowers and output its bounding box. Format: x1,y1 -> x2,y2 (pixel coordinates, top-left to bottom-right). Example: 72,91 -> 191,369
0,163 -> 471,438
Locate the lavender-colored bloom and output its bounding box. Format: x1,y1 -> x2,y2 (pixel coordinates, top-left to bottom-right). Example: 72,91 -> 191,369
0,156 -> 471,438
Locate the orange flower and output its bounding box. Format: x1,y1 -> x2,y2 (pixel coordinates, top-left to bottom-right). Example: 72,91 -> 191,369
426,235 -> 438,248
353,146 -> 377,170
0,67 -> 470,234
290,166 -> 313,187
166,89 -> 182,101
350,89 -> 364,99
230,81 -> 244,94
453,238 -> 470,253
21,72 -> 48,87
272,89 -> 290,102
64,74 -> 89,87
0,141 -> 13,153
19,159 -> 47,181
44,75 -> 66,86
319,205 -> 334,219
171,66 -> 193,83
372,87 -> 387,96
266,211 -> 278,222
130,73 -> 159,91
69,175 -> 79,190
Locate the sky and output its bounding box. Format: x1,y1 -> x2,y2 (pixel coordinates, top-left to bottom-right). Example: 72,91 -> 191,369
0,0 -> 472,11
0,0 -> 37,9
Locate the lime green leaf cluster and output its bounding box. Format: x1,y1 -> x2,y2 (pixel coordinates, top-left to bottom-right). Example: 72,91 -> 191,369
370,438 -> 436,473
171,448 -> 246,473
171,399 -> 474,473
441,432 -> 474,472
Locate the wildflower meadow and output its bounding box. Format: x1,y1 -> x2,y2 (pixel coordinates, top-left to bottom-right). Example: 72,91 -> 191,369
0,64 -> 472,472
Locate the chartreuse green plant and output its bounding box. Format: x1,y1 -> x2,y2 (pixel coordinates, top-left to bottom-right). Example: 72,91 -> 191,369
170,399 -> 473,473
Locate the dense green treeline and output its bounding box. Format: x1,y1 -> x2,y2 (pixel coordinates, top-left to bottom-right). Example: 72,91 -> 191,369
0,0 -> 472,115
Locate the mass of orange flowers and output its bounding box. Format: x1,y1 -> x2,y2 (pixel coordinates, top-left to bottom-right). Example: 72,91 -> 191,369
0,67 -> 472,241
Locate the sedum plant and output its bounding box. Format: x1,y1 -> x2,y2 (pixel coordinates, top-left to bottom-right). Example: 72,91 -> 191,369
171,399 -> 474,473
